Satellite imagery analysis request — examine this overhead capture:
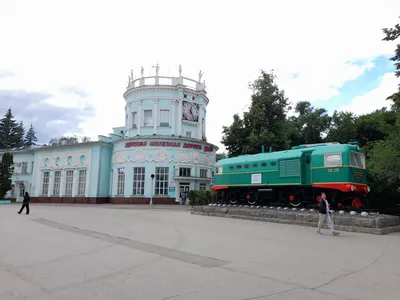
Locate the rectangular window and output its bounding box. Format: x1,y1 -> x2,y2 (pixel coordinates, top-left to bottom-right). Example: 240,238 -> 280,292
117,168 -> 125,195
133,167 -> 145,195
21,162 -> 28,174
77,169 -> 87,195
200,169 -> 208,178
199,183 -> 207,190
179,167 -> 191,177
143,110 -> 153,126
324,153 -> 342,167
159,109 -> 170,127
65,170 -> 74,196
132,112 -> 137,128
186,131 -> 192,138
155,167 -> 169,195
41,171 -> 50,195
52,171 -> 61,195
350,152 -> 365,169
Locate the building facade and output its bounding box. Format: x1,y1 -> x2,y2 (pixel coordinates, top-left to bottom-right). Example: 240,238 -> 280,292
2,66 -> 218,204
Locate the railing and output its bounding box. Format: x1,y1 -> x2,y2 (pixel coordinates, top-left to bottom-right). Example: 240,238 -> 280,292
128,75 -> 205,92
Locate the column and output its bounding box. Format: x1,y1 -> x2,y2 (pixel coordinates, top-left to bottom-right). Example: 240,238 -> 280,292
177,98 -> 183,136
197,104 -> 204,139
127,104 -> 132,131
203,109 -> 207,139
171,100 -> 177,135
153,98 -> 158,135
137,100 -> 142,135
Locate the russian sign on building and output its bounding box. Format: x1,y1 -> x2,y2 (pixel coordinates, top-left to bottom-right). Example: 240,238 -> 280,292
125,140 -> 213,152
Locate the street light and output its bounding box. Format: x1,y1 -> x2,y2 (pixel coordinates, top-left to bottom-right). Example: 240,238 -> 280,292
150,174 -> 155,205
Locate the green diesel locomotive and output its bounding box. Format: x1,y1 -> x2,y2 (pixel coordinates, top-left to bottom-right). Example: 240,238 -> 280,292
212,142 -> 369,208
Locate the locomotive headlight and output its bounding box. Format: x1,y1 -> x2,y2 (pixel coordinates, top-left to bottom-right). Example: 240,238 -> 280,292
351,185 -> 355,191
367,186 -> 370,192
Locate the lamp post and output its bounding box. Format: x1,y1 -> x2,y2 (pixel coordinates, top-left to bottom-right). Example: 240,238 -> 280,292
150,174 -> 155,205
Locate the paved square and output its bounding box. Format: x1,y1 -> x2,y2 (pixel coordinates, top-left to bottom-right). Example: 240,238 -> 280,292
1,204 -> 399,299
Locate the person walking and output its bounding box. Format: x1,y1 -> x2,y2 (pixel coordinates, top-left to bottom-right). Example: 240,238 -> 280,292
317,192 -> 339,236
17,192 -> 30,215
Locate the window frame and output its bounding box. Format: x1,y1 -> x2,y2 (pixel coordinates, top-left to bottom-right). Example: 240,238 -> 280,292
143,109 -> 153,127
117,168 -> 125,195
64,170 -> 74,196
155,167 -> 169,195
350,151 -> 366,169
179,167 -> 191,177
52,170 -> 61,196
77,169 -> 87,196
159,109 -> 170,127
133,167 -> 145,195
324,152 -> 342,167
132,112 -> 137,128
41,171 -> 50,196
199,169 -> 208,178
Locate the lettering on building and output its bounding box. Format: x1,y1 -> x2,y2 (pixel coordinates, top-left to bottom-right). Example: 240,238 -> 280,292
125,141 -> 214,152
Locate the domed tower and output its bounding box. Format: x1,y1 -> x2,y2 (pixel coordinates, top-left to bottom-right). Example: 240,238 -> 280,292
110,64 -> 218,205
123,64 -> 208,140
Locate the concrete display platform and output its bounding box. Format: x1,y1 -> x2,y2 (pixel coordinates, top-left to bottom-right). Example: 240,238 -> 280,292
1,204 -> 399,300
192,205 -> 400,235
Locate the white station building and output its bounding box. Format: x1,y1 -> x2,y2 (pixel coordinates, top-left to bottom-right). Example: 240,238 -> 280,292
3,65 -> 218,204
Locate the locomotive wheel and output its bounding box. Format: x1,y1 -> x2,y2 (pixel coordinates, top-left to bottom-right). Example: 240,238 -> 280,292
229,198 -> 238,204
289,200 -> 302,207
248,199 -> 257,205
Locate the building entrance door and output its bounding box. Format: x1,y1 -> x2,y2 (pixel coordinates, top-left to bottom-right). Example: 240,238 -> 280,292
17,183 -> 25,203
179,183 -> 190,205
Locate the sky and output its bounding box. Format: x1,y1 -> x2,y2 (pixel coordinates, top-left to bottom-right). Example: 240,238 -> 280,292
0,0 -> 399,152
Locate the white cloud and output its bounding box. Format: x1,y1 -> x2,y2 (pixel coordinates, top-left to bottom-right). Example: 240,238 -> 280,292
339,73 -> 397,115
0,0 -> 399,152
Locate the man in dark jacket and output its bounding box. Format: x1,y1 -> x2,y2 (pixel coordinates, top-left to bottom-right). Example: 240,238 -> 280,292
17,192 -> 30,215
317,192 -> 339,236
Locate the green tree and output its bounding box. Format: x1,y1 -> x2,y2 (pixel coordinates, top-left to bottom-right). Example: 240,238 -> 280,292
16,121 -> 25,148
0,152 -> 14,199
0,108 -> 22,150
382,16 -> 400,110
216,152 -> 227,162
292,101 -> 331,144
221,114 -> 249,157
24,124 -> 38,148
221,70 -> 291,156
354,108 -> 396,147
326,110 -> 357,143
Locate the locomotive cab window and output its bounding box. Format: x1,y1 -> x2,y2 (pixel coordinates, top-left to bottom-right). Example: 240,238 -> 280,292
324,153 -> 342,167
216,166 -> 222,174
350,152 -> 365,169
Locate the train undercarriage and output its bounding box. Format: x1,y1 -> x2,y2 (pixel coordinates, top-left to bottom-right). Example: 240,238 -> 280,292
214,186 -> 369,210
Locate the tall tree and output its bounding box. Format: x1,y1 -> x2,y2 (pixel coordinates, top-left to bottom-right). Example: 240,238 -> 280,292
0,152 -> 14,199
326,110 -> 357,144
291,101 -> 331,144
15,121 -> 25,148
0,108 -> 22,150
24,124 -> 38,148
221,70 -> 291,156
382,16 -> 400,110
221,114 -> 249,157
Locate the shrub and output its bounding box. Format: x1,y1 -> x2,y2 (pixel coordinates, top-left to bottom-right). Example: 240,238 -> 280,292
188,190 -> 216,206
